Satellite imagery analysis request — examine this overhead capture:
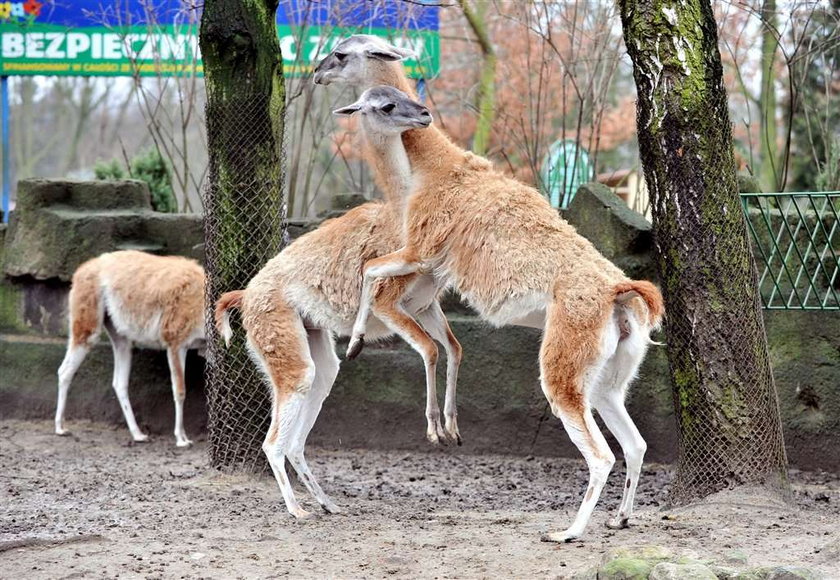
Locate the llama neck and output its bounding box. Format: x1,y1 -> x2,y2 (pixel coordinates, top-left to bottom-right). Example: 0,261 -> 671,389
401,125 -> 464,183
368,62 -> 418,99
362,128 -> 414,209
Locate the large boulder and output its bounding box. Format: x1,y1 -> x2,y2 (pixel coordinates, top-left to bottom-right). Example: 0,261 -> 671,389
565,182 -> 656,280
3,179 -> 202,281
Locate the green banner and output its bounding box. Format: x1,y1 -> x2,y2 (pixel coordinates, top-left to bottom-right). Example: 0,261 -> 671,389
0,24 -> 439,78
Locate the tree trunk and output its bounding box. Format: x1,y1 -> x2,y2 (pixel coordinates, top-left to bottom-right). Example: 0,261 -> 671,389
758,0 -> 780,192
459,0 -> 496,156
200,0 -> 286,471
617,0 -> 788,502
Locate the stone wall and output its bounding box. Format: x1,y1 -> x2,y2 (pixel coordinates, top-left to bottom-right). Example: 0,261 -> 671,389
0,180 -> 210,435
1,180 -> 838,470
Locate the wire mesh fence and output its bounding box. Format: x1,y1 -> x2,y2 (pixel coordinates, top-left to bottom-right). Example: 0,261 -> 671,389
661,193 -> 791,504
742,192 -> 840,310
203,91 -> 287,474
644,82 -> 790,504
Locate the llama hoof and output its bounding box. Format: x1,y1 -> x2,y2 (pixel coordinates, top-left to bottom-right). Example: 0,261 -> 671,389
321,501 -> 342,515
427,418 -> 448,446
426,431 -> 442,446
55,427 -> 71,437
346,335 -> 365,360
176,438 -> 193,448
444,424 -> 462,446
606,517 -> 629,530
132,433 -> 150,443
540,530 -> 580,544
290,507 -> 314,520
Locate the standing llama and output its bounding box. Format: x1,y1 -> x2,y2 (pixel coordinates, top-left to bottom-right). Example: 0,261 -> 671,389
56,250 -> 205,447
214,93 -> 461,519
331,82 -> 664,543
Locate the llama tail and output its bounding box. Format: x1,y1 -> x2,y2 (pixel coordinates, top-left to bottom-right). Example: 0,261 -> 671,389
215,290 -> 245,347
614,280 -> 665,329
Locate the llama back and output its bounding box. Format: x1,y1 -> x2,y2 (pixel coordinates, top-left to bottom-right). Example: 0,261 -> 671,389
428,168 -> 627,324
95,251 -> 205,347
250,202 -> 400,337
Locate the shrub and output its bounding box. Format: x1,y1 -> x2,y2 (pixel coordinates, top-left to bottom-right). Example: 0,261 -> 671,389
93,149 -> 177,213
130,149 -> 177,213
93,159 -> 126,181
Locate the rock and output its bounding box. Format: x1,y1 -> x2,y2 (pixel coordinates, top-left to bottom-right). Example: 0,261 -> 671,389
737,174 -> 762,193
765,566 -> 822,580
565,182 -> 655,280
330,192 -> 368,211
710,565 -> 739,580
649,562 -> 718,580
601,545 -> 673,565
571,567 -> 598,580
598,558 -> 655,580
724,550 -> 749,565
730,567 -> 772,580
3,179 -> 202,281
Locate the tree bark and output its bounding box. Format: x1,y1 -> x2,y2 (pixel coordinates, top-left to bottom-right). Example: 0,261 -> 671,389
617,0 -> 788,502
200,0 -> 286,471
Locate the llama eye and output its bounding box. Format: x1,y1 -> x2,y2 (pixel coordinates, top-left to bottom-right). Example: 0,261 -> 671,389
381,103 -> 396,113
335,52 -> 347,61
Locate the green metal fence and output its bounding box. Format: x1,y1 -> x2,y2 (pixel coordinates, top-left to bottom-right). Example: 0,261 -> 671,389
741,192 -> 840,310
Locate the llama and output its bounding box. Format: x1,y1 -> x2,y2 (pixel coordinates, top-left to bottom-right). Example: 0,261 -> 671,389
214,92 -> 461,519
313,35 -> 476,440
215,92 -> 462,449
55,250 -> 205,447
332,84 -> 665,543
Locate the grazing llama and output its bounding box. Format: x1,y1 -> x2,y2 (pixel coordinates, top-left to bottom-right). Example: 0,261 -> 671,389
214,92 -> 459,519
55,250 -> 205,447
332,84 -> 664,543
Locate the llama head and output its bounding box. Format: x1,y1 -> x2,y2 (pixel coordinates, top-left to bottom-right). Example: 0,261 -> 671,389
333,86 -> 432,136
313,35 -> 415,86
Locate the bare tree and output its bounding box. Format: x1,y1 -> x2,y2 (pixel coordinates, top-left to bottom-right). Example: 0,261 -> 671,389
457,0 -> 496,156
94,1 -> 207,212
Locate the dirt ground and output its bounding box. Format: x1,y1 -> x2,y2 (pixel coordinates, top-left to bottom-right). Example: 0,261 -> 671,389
2,420 -> 839,579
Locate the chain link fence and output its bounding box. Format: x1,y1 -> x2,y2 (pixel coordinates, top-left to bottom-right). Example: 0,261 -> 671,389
653,92 -> 789,504
203,91 -> 287,473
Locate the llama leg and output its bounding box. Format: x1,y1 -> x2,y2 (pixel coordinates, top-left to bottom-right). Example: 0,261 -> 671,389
104,321 -> 146,442
416,301 -> 463,444
287,329 -> 342,513
166,345 -> 192,447
58,264 -> 103,436
592,326 -> 649,529
348,248 -> 420,359
540,308 -> 615,543
542,404 -> 615,543
245,297 -> 315,519
371,276 -> 445,444
55,343 -> 91,436
263,390 -> 311,519
593,391 -> 646,529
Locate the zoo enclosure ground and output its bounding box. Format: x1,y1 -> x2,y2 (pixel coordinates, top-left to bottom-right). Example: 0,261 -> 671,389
1,420 -> 839,578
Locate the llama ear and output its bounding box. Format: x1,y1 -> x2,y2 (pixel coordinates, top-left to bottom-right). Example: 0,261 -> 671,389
333,103 -> 362,116
393,46 -> 417,60
364,48 -> 405,62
